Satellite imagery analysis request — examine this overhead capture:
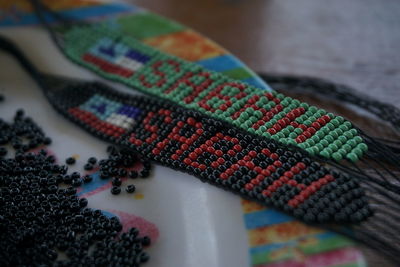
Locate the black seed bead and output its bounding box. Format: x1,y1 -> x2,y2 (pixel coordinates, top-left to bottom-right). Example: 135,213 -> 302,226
126,185 -> 136,193
111,186 -> 121,195
88,157 -> 97,164
84,163 -> 93,171
66,157 -> 76,165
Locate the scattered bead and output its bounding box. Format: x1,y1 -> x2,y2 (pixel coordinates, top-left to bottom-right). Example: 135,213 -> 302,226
126,184 -> 136,193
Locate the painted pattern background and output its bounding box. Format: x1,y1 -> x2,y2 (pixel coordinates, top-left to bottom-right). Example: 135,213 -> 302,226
0,1 -> 365,266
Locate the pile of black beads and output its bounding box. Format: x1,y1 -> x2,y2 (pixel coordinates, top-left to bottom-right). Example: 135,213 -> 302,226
97,146 -> 152,195
0,108 -> 151,266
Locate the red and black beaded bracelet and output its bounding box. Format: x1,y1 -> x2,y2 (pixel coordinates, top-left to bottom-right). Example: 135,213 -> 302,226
42,74 -> 371,224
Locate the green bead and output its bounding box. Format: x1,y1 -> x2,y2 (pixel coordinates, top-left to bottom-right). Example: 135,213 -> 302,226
287,139 -> 297,145
331,119 -> 340,127
330,131 -> 338,139
346,153 -> 359,162
325,135 -> 334,143
326,123 -> 335,130
332,152 -> 343,161
315,143 -> 324,151
289,132 -> 297,139
334,140 -> 343,147
320,139 -> 329,147
324,148 -> 333,155
295,128 -> 303,134
328,144 -> 339,151
354,136 -> 363,144
311,136 -> 320,143
309,106 -> 318,113
338,136 -> 347,143
357,143 -> 368,152
336,116 -> 345,123
300,103 -> 309,109
337,148 -> 347,156
306,148 -> 315,155
342,144 -> 352,152
320,150 -> 330,158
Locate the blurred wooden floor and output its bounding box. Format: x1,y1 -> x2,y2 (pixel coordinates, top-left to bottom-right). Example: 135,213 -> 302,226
132,0 -> 400,266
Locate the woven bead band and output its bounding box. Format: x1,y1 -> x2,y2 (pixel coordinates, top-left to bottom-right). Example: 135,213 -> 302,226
45,78 -> 371,224
60,24 -> 367,162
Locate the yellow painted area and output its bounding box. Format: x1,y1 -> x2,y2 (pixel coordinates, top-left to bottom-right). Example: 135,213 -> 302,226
241,199 -> 266,214
248,221 -> 323,247
134,193 -> 144,200
72,154 -> 80,160
143,29 -> 226,61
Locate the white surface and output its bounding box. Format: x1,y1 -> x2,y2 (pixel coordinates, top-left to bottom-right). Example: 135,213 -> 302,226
0,27 -> 249,267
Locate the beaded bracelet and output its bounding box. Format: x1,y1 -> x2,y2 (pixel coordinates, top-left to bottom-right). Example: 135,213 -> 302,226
43,74 -> 371,224
58,24 -> 367,163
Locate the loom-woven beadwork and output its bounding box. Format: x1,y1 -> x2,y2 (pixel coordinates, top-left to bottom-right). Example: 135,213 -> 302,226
60,24 -> 367,163
44,77 -> 371,224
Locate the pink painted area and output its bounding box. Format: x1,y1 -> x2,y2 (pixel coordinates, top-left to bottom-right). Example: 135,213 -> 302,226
257,247 -> 362,267
107,209 -> 160,242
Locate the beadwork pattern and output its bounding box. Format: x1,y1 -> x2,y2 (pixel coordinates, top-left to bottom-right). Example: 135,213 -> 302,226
60,24 -> 368,162
44,78 -> 371,224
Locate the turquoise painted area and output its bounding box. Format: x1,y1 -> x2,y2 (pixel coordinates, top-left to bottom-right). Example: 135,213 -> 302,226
195,55 -> 244,72
196,55 -> 271,91
244,209 -> 293,229
77,172 -> 109,196
243,76 -> 270,90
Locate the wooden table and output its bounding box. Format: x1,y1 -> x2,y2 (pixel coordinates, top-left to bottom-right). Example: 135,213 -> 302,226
133,1 -> 400,265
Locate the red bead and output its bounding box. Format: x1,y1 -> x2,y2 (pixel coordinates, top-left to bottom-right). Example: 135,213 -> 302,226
246,161 -> 255,169
215,150 -> 223,157
251,179 -> 259,185
152,148 -> 160,155
261,149 -> 271,156
297,162 -> 306,170
183,158 -> 192,165
211,162 -> 219,168
233,144 -> 242,151
270,153 -> 279,160
191,162 -> 199,168
243,155 -> 251,161
189,152 -> 197,160
284,171 -> 294,178
261,169 -> 271,176
254,166 -> 262,174
262,190 -> 271,197
273,161 -> 282,167
245,184 -> 254,190
220,173 -> 228,179
249,151 -> 257,158
288,199 -> 299,207
303,131 -> 312,138
288,180 -> 298,186
256,174 -> 265,181
267,165 -> 276,172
